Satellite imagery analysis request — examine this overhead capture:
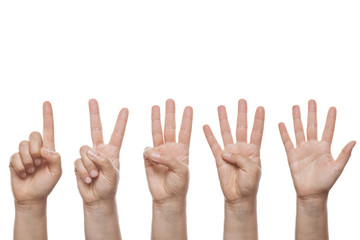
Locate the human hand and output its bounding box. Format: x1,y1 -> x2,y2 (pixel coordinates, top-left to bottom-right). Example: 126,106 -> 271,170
10,102 -> 62,205
143,99 -> 193,203
203,99 -> 265,203
74,99 -> 128,205
279,100 -> 356,200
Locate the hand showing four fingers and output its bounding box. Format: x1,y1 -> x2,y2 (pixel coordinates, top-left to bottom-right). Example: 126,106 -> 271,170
74,99 -> 128,204
143,99 -> 193,202
204,99 -> 265,202
279,100 -> 356,200
10,102 -> 62,204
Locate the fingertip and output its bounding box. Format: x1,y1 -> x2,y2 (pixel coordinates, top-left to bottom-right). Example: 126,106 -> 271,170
166,99 -> 175,105
85,177 -> 92,184
308,99 -> 316,104
292,105 -> 300,112
257,106 -> 265,114
222,151 -> 231,160
329,106 -> 337,113
184,106 -> 193,113
238,99 -> 247,104
34,158 -> 41,166
43,101 -> 53,113
88,98 -> 97,105
217,105 -> 225,111
120,107 -> 129,116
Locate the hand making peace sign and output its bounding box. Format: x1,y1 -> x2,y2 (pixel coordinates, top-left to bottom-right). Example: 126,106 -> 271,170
74,99 -> 129,204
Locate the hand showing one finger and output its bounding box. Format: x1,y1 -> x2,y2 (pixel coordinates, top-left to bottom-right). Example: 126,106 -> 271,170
10,102 -> 62,204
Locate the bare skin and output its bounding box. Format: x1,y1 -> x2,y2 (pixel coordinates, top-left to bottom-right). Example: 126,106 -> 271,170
143,99 -> 193,240
279,100 -> 356,240
10,102 -> 62,240
203,99 -> 264,240
74,99 -> 128,240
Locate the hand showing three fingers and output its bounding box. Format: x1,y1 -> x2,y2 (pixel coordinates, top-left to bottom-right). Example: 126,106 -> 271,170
10,102 -> 62,205
74,99 -> 128,204
279,100 -> 356,200
203,99 -> 265,202
143,99 -> 193,202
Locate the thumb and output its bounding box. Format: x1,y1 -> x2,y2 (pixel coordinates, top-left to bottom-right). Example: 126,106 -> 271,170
335,141 -> 356,170
87,149 -> 118,178
143,147 -> 187,173
40,147 -> 62,175
222,150 -> 258,173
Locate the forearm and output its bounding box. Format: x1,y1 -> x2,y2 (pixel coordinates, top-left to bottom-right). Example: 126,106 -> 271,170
296,195 -> 328,240
84,199 -> 121,240
14,200 -> 48,240
224,198 -> 258,240
151,198 -> 187,240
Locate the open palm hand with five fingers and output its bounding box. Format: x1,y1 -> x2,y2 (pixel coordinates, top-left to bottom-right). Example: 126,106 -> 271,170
74,99 -> 128,204
279,100 -> 356,200
143,99 -> 193,202
10,102 -> 62,205
203,99 -> 265,202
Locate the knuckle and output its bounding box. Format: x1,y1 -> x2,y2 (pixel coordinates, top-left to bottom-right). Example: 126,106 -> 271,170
29,131 -> 41,139
80,145 -> 89,154
19,140 -> 29,149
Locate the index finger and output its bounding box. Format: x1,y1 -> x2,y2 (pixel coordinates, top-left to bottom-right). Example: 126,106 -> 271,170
43,101 -> 55,151
89,99 -> 104,146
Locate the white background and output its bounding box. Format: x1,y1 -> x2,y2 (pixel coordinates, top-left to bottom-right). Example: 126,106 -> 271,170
0,0 -> 359,239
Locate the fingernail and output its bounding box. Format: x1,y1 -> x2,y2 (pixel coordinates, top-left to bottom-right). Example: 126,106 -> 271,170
20,173 -> 26,178
151,152 -> 160,159
90,170 -> 98,178
34,158 -> 41,166
222,152 -> 231,159
87,149 -> 97,159
85,177 -> 92,184
27,167 -> 35,174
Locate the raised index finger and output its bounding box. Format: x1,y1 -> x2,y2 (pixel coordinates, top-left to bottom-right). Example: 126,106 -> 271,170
43,101 -> 55,151
89,99 -> 104,146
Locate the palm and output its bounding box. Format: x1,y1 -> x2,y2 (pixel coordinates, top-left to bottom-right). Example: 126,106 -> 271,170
279,100 -> 356,199
11,163 -> 58,202
289,141 -> 336,197
217,143 -> 261,201
145,143 -> 189,201
204,100 -> 265,202
77,144 -> 120,202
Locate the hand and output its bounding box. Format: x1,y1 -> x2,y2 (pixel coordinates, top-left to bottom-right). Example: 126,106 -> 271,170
143,99 -> 193,202
203,99 -> 265,202
74,99 -> 128,205
10,102 -> 62,205
279,100 -> 356,200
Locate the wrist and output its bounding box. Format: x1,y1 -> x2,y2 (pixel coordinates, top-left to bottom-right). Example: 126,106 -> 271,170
153,197 -> 186,209
225,198 -> 257,216
15,199 -> 47,216
153,197 -> 186,218
297,194 -> 328,209
84,198 -> 117,212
